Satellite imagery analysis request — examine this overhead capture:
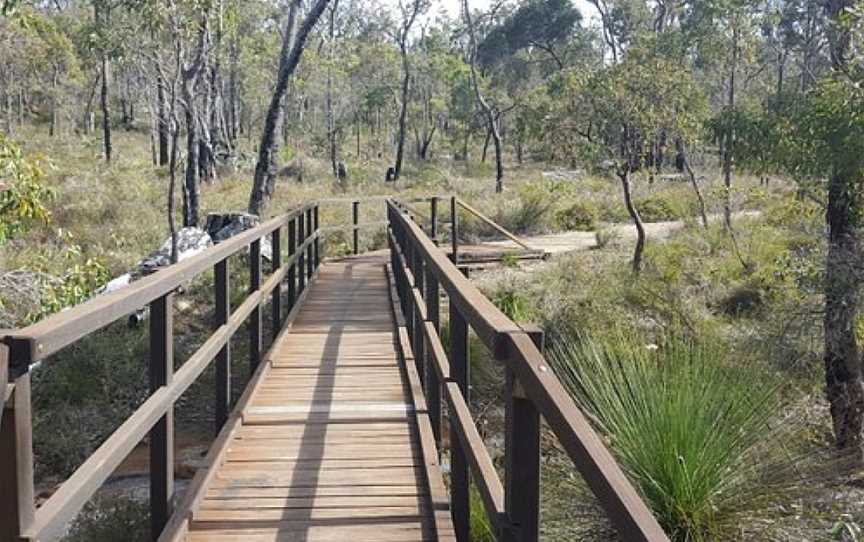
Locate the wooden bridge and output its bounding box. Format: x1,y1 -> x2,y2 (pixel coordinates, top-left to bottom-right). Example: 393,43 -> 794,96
0,198 -> 669,542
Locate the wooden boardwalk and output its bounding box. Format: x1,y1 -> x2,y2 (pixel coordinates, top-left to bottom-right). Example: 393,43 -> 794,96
184,254 -> 454,541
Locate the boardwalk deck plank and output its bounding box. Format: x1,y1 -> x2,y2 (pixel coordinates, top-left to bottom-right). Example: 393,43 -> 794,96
184,256 -> 453,541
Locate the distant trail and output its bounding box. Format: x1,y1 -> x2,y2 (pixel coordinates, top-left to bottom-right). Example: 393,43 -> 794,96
483,211 -> 762,255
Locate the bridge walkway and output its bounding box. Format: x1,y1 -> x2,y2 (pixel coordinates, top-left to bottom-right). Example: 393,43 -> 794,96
182,254 -> 454,541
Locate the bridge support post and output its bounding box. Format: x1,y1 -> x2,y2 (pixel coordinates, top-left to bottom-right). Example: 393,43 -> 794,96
313,205 -> 320,268
298,213 -> 306,294
149,294 -> 174,541
249,240 -> 262,375
306,209 -> 314,281
271,227 -> 282,340
352,201 -> 360,255
504,326 -> 543,542
449,304 -> 470,542
0,346 -> 35,542
288,219 -> 297,309
450,196 -> 458,263
214,259 -> 231,433
430,196 -> 438,244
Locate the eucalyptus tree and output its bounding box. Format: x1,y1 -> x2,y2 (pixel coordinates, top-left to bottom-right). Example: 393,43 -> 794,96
389,0 -> 428,181
579,38 -> 706,272
737,0 -> 864,460
462,0 -> 504,192
249,0 -> 332,216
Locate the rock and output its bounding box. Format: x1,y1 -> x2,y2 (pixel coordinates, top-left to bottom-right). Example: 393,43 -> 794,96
205,211 -> 273,261
206,212 -> 260,242
134,227 -> 213,278
98,273 -> 132,295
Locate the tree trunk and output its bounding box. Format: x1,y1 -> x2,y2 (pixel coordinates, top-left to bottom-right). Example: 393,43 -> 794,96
823,0 -> 864,460
824,174 -> 864,455
481,127 -> 491,163
157,73 -> 170,165
619,168 -> 645,273
100,56 -> 112,163
49,67 -> 58,137
392,52 -> 410,180
678,139 -> 708,228
326,0 -> 339,179
722,23 -> 738,231
463,0 -> 503,192
182,79 -> 200,227
249,0 -> 331,216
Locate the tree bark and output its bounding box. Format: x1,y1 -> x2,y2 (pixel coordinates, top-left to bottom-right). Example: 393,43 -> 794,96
157,72 -> 170,166
248,0 -> 331,216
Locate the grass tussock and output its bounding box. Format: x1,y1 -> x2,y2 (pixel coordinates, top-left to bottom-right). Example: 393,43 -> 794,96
549,331 -> 823,541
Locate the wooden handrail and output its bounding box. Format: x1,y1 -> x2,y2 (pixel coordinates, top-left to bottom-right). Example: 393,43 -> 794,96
456,197 -> 533,251
386,199 -> 669,542
3,204 -> 316,369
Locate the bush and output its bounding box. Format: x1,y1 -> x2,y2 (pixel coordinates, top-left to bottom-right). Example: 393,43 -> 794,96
549,331 -> 801,540
493,182 -> 556,234
594,226 -> 620,249
555,201 -> 599,231
636,194 -> 681,222
64,495 -> 148,542
0,134 -> 54,244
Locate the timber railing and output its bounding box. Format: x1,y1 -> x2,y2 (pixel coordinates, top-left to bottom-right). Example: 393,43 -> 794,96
0,202 -> 324,542
387,199 -> 670,542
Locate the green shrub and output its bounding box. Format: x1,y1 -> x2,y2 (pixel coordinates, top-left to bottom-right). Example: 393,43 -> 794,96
0,134 -> 54,244
555,201 -> 599,231
636,194 -> 681,222
64,495 -> 148,542
469,484 -> 495,542
31,240 -> 110,322
549,331 -> 800,540
492,285 -> 533,321
718,283 -> 765,317
493,182 -> 556,234
594,226 -> 620,249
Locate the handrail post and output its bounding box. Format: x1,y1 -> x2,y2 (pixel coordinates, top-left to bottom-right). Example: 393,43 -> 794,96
0,344 -> 35,542
148,294 -> 174,541
430,196 -> 438,244
352,200 -> 360,255
504,327 -> 543,542
298,213 -> 306,294
424,267 -> 441,448
288,218 -> 297,310
249,239 -> 262,375
450,196 -> 458,264
214,259 -> 231,433
306,208 -> 314,281
271,226 -> 282,340
449,303 -> 470,542
314,204 -> 320,268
